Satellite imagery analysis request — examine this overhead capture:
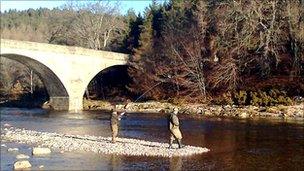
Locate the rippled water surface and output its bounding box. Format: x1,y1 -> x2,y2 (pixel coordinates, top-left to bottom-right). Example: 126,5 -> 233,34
1,107 -> 303,170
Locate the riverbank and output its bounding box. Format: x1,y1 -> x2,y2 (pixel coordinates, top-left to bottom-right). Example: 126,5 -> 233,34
83,100 -> 304,119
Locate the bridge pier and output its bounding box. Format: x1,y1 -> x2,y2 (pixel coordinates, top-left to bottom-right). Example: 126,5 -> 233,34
68,96 -> 83,112
49,96 -> 83,112
49,96 -> 69,110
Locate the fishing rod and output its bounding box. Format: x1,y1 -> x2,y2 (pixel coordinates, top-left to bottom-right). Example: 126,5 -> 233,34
119,75 -> 174,117
133,74 -> 174,103
118,82 -> 162,117
134,82 -> 162,102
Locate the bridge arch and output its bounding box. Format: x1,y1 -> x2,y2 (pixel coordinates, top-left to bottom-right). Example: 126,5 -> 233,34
0,54 -> 69,110
83,65 -> 129,101
1,39 -> 128,112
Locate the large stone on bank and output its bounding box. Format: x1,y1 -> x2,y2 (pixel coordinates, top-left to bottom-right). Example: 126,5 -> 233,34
14,160 -> 31,170
32,147 -> 51,155
204,110 -> 212,116
239,112 -> 248,118
42,101 -> 53,110
4,123 -> 12,127
16,154 -> 30,159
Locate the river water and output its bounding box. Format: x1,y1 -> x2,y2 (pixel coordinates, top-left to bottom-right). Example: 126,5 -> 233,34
1,107 -> 303,170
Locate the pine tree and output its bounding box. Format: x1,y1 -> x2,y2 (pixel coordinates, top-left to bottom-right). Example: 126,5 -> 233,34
127,3 -> 166,100
122,9 -> 144,54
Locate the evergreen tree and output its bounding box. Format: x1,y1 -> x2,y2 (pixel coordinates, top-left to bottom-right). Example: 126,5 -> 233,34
122,9 -> 144,54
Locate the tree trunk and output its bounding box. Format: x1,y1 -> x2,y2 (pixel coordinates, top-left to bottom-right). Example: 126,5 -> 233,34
30,70 -> 33,94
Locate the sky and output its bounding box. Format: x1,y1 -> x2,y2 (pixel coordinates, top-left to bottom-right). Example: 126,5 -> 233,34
0,0 -> 153,14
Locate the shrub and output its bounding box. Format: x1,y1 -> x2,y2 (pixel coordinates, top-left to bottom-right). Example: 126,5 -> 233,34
248,89 -> 293,106
233,91 -> 247,106
211,92 -> 233,105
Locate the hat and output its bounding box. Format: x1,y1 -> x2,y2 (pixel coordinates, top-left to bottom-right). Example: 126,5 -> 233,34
173,107 -> 179,113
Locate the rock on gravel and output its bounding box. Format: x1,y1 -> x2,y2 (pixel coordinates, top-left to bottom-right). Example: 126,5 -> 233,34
7,148 -> 19,152
13,160 -> 31,170
2,127 -> 209,157
16,154 -> 30,159
4,123 -> 11,127
32,147 -> 51,155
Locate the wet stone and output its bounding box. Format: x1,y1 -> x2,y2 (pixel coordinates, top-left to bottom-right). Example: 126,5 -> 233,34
32,147 -> 52,155
8,148 -> 19,152
14,160 -> 31,170
16,154 -> 30,159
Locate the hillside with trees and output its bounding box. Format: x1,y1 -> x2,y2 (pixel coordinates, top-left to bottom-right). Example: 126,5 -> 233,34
1,0 -> 303,107
128,0 -> 304,106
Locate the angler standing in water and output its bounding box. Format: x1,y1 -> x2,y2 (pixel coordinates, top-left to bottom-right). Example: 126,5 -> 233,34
110,110 -> 119,143
110,104 -> 128,143
168,108 -> 184,149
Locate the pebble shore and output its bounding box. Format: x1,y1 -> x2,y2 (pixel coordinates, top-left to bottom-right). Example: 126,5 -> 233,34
84,100 -> 304,119
1,126 -> 209,157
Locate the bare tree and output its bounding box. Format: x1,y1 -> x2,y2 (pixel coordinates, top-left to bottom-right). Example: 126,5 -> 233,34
0,57 -> 14,98
65,1 -> 125,50
0,58 -> 43,99
151,1 -> 210,101
285,0 -> 304,77
162,28 -> 207,100
42,9 -> 74,44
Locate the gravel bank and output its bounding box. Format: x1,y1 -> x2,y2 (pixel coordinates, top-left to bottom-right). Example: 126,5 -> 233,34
83,100 -> 304,119
1,127 -> 209,157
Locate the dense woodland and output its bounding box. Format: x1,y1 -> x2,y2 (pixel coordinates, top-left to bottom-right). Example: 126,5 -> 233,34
0,0 -> 303,107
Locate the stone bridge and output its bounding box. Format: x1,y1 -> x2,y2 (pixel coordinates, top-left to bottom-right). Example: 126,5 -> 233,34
0,39 -> 129,112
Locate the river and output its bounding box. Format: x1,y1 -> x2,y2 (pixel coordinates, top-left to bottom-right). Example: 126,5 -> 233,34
1,107 -> 303,170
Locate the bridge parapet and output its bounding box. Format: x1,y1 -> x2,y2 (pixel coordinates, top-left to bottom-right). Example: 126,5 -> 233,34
1,39 -> 129,61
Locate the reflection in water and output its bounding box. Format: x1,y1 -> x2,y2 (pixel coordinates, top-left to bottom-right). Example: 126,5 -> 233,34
61,113 -> 89,120
1,107 -> 304,170
169,156 -> 182,171
110,154 -> 121,171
